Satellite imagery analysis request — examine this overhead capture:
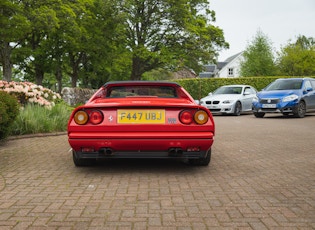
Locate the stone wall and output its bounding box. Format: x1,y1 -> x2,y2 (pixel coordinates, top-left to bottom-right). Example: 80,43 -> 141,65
61,87 -> 97,106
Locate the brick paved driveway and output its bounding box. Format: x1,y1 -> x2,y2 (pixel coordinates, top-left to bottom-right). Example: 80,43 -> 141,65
0,114 -> 314,229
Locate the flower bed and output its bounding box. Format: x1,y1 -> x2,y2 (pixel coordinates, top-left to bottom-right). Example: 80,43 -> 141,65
0,81 -> 61,108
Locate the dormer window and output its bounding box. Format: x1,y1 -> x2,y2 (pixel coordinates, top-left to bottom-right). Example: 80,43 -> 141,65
228,68 -> 234,76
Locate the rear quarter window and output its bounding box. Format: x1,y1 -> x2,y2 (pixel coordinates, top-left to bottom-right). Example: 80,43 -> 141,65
304,80 -> 312,90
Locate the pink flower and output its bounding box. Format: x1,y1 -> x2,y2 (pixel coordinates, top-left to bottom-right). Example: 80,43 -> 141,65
0,80 -> 60,108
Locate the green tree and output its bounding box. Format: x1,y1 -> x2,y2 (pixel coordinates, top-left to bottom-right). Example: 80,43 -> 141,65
78,0 -> 130,87
17,0 -> 94,88
240,30 -> 276,76
119,0 -> 228,80
44,0 -> 86,92
48,0 -> 125,88
277,35 -> 315,76
63,0 -> 95,88
2,0 -> 228,87
0,0 -> 30,81
13,0 -> 60,85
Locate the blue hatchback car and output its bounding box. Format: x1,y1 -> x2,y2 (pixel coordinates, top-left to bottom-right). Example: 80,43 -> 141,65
252,78 -> 315,118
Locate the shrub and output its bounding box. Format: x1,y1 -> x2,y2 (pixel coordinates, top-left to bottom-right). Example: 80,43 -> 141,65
10,102 -> 73,135
0,91 -> 19,140
0,81 -> 71,137
0,80 -> 61,109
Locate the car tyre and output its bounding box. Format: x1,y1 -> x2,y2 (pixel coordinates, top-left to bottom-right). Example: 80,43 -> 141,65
233,101 -> 242,116
254,112 -> 265,118
293,101 -> 306,118
72,150 -> 93,167
189,149 -> 211,166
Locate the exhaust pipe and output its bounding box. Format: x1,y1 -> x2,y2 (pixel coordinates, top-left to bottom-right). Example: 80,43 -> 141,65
100,148 -> 113,155
105,148 -> 113,155
176,148 -> 183,155
169,148 -> 176,155
168,148 -> 183,156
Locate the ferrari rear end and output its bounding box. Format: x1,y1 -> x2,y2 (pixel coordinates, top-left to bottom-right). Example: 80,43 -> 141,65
67,81 -> 215,166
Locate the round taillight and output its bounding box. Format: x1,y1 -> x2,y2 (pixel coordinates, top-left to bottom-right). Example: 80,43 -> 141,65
74,110 -> 88,125
179,110 -> 193,124
89,110 -> 103,125
194,110 -> 208,125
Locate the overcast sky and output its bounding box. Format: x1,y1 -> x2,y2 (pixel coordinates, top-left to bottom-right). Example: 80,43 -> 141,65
210,0 -> 315,61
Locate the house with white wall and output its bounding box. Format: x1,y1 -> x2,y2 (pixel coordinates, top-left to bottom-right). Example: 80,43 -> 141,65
199,52 -> 244,78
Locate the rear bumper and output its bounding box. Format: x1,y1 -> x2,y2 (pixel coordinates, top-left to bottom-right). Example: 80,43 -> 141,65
68,132 -> 214,159
73,149 -> 208,159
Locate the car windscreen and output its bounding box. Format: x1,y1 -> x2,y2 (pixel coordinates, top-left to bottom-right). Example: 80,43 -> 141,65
265,79 -> 303,91
214,86 -> 242,95
107,85 -> 177,98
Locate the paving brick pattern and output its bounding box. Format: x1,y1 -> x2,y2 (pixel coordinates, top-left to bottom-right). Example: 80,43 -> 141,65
0,114 -> 314,229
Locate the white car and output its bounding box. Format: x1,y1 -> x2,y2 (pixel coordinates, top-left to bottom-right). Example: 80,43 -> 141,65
199,85 -> 258,116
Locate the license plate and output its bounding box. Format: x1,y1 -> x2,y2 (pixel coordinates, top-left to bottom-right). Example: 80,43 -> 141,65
117,109 -> 165,124
262,104 -> 277,108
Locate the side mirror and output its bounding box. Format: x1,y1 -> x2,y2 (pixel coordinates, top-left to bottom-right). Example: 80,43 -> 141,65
208,92 -> 213,96
306,87 -> 313,92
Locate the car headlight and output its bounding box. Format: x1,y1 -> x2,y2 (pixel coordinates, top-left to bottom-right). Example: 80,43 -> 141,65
199,100 -> 205,104
282,94 -> 298,102
222,100 -> 233,104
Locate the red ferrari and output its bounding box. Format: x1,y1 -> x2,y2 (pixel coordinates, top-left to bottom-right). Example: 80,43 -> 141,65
67,81 -> 215,166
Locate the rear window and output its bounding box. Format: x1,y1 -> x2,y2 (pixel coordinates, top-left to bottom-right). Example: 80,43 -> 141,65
107,86 -> 177,98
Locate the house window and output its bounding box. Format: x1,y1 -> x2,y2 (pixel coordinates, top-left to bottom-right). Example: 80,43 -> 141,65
228,68 -> 234,76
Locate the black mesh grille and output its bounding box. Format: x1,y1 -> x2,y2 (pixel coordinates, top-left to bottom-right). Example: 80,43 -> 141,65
260,99 -> 280,104
210,109 -> 221,112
